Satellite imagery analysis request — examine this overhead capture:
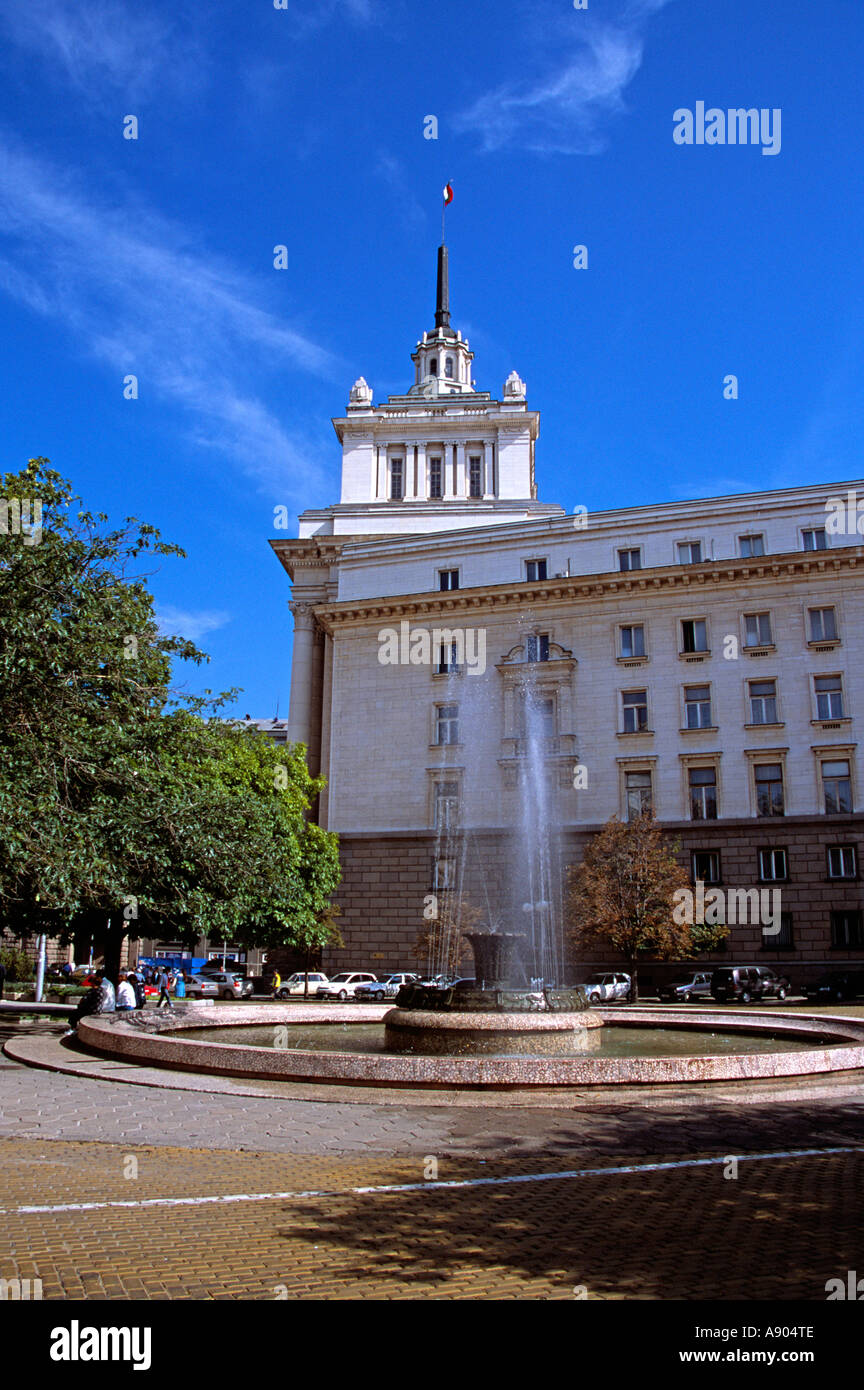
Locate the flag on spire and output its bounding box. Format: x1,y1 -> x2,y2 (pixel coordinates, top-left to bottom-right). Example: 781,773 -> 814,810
443,182 -> 453,205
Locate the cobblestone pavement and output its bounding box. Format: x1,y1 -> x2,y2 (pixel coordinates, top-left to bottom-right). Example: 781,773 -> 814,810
2,1021 -> 864,1299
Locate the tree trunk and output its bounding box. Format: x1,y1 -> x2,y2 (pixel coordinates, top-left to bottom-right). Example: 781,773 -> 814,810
304,945 -> 310,999
629,961 -> 639,1004
103,917 -> 124,986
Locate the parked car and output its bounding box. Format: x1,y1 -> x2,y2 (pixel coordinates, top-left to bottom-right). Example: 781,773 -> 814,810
711,966 -> 790,1003
579,972 -> 632,1004
804,970 -> 864,1004
277,972 -> 330,998
658,971 -> 713,1004
355,973 -> 418,1002
316,972 -> 378,1001
204,971 -> 254,1001
184,974 -> 220,1000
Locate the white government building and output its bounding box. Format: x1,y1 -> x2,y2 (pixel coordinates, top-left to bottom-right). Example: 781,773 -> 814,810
270,242 -> 864,986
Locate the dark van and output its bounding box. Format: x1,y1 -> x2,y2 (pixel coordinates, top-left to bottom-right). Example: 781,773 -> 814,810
711,966 -> 790,1003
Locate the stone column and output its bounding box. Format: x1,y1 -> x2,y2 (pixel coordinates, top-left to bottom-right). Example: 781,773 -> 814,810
287,602 -> 318,754
416,442 -> 428,500
483,443 -> 494,499
455,442 -> 466,497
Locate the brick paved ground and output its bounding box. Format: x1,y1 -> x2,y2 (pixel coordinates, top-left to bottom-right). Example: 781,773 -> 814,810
2,1019 -> 863,1300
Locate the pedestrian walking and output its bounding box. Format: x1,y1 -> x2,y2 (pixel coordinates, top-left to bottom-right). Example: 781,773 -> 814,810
156,967 -> 172,1009
271,969 -> 282,998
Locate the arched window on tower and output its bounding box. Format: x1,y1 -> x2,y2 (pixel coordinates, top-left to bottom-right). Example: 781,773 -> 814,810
445,356 -> 454,378
429,357 -> 438,376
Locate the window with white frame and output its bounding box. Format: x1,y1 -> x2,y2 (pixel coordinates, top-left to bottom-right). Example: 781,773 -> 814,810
739,534 -> 765,558
429,456 -> 443,499
625,770 -> 652,819
822,759 -> 852,814
689,766 -> 717,820
758,847 -> 787,881
525,558 -> 548,583
680,618 -> 708,653
622,689 -> 648,733
468,456 -> 483,498
677,541 -> 702,564
618,548 -> 642,572
691,850 -> 721,883
619,624 -> 646,659
827,845 -> 857,879
435,641 -> 460,674
749,679 -> 778,725
815,674 -> 845,720
809,607 -> 838,642
526,633 -> 550,663
438,568 -> 459,591
435,704 -> 459,746
763,913 -> 794,949
445,356 -> 454,378
755,763 -> 784,817
390,457 -> 404,500
802,527 -> 827,551
744,612 -> 773,647
434,781 -> 460,830
831,910 -> 863,948
432,856 -> 456,891
684,684 -> 712,729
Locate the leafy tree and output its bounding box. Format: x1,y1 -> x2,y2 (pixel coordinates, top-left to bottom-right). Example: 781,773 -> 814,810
411,894 -> 484,978
0,459 -> 340,977
566,812 -> 726,1001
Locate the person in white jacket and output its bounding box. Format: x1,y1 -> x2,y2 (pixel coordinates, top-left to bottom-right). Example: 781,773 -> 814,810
116,973 -> 136,1012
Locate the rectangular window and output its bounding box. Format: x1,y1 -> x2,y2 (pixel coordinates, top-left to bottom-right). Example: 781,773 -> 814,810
625,770 -> 652,819
438,569 -> 459,591
749,679 -> 778,725
831,910 -> 864,948
681,619 -> 708,653
525,559 -> 548,583
435,642 -> 460,675
803,527 -> 827,551
827,845 -> 857,880
435,704 -> 459,746
689,767 -> 717,820
429,456 -> 443,499
622,689 -> 648,733
678,541 -> 702,564
434,782 -> 460,831
390,458 -> 404,501
744,612 -> 773,647
763,913 -> 794,949
620,624 -> 646,659
755,763 -> 784,817
618,548 -> 642,572
809,607 -> 838,642
691,850 -> 721,884
758,847 -> 788,881
739,534 -> 765,558
468,456 -> 483,499
684,684 -> 712,729
823,760 -> 852,814
526,633 -> 550,663
815,675 -> 844,720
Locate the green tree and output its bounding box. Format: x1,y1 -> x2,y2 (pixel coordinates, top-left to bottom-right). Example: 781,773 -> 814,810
0,459 -> 340,976
566,813 -> 726,1002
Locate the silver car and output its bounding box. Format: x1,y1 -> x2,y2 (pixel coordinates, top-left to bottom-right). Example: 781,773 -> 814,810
580,972 -> 632,1004
205,972 -> 254,1001
355,973 -> 418,1002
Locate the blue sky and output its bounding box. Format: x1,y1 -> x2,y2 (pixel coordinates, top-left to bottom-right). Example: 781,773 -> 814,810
0,0 -> 861,715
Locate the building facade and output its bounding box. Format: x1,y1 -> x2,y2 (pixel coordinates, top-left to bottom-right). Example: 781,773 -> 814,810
273,243 -> 864,989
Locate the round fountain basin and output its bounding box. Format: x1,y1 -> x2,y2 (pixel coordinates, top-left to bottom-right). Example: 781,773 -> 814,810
384,1007 -> 602,1055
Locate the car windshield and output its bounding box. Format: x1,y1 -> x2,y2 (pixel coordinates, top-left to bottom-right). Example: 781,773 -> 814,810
585,975 -> 607,983
330,974 -> 351,983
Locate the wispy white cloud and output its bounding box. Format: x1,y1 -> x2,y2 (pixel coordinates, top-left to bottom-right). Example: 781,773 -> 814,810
456,1 -> 675,156
0,0 -> 204,100
156,605 -> 232,643
0,138 -> 339,499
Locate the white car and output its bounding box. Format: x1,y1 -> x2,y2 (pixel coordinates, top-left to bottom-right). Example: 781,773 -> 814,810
579,972 -> 632,1004
276,972 -> 329,998
316,972 -> 378,1001
354,973 -> 418,1002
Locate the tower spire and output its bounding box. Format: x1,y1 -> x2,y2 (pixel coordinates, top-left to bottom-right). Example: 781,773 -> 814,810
435,243 -> 450,331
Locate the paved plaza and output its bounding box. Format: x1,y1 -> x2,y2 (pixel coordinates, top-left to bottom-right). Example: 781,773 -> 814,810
2,1017 -> 864,1301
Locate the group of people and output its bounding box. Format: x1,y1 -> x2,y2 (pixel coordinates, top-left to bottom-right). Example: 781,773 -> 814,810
70,965 -> 180,1029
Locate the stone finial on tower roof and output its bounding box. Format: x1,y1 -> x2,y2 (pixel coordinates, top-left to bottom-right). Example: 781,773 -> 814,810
503,370 -> 526,400
348,376 -> 373,408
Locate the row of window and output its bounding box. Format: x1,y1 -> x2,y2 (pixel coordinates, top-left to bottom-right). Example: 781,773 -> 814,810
618,673 -> 845,733
615,528 -> 829,570
622,760 -> 853,821
691,844 -> 858,884
390,454 -> 486,501
619,608 -> 839,658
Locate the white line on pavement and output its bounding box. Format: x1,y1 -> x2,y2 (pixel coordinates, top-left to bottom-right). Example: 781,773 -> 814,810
3,1145 -> 862,1215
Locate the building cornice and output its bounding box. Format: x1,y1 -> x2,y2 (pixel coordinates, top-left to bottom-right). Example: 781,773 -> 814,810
307,546 -> 864,634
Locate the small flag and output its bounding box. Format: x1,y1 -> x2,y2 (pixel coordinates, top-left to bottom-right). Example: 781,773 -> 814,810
443,182 -> 453,205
